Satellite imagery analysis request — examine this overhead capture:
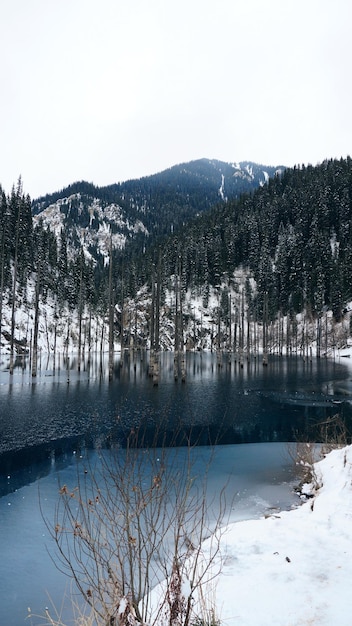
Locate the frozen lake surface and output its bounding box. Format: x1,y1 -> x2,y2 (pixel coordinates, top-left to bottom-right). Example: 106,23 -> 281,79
0,352 -> 351,625
1,442 -> 300,626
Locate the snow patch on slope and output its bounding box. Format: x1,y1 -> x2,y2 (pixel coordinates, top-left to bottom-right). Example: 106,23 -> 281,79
219,174 -> 225,201
33,193 -> 149,263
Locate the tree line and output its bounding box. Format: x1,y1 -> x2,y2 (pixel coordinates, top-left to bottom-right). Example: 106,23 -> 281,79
140,157 -> 352,325
1,157 -> 352,361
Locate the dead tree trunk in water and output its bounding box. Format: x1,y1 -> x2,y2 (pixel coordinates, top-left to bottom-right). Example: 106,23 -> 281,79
149,277 -> 155,376
174,258 -> 185,381
77,252 -> 84,372
233,307 -> 238,359
149,257 -> 161,385
253,310 -> 258,357
179,281 -> 186,381
31,260 -> 42,377
263,292 -> 268,366
228,295 -> 232,361
286,314 -> 290,356
53,313 -> 58,372
108,237 -> 114,381
239,290 -> 244,368
120,270 -> 125,367
174,274 -> 179,380
217,297 -> 222,368
247,317 -> 251,362
153,257 -> 161,385
0,192 -> 6,356
9,190 -> 22,375
316,314 -> 321,359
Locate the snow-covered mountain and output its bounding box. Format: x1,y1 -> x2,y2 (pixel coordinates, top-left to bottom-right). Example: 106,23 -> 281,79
32,159 -> 284,262
33,192 -> 148,264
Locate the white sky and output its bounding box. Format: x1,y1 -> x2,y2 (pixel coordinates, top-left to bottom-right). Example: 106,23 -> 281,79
1,0 -> 351,198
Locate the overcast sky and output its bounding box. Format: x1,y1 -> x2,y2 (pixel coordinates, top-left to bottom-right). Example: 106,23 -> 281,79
1,0 -> 351,198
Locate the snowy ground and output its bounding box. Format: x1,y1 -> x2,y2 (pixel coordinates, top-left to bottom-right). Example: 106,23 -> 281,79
2,273 -> 352,357
201,444 -> 352,626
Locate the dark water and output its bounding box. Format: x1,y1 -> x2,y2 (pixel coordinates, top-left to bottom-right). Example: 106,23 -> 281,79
1,352 -> 351,479
0,352 -> 352,625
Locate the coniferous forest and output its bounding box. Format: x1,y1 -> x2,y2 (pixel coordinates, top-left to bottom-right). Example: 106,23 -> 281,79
1,157 -> 352,364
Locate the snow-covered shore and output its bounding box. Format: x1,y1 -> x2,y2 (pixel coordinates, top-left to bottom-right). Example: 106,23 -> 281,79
206,444 -> 352,625
2,275 -> 352,357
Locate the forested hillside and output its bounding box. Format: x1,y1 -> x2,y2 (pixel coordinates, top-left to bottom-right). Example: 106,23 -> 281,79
31,159 -> 280,263
142,157 -> 352,323
1,157 -> 352,362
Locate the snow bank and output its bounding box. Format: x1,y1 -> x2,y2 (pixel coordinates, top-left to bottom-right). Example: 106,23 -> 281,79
211,445 -> 352,625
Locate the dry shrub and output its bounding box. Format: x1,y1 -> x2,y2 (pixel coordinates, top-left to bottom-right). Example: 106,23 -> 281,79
40,426 -> 228,626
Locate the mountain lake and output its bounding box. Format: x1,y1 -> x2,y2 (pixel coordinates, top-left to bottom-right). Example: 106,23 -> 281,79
0,351 -> 352,625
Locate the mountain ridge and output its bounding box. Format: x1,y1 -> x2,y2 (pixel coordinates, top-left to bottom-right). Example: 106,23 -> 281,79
31,158 -> 284,263
32,158 -> 285,207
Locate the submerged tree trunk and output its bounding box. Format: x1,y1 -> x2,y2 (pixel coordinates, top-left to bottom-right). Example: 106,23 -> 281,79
9,192 -> 22,375
150,256 -> 161,385
149,272 -> 156,378
108,236 -> 114,381
174,273 -> 179,380
0,206 -> 6,356
233,308 -> 238,358
154,258 -> 161,384
77,253 -> 84,372
263,291 -> 268,366
239,290 -> 244,368
31,262 -> 41,377
173,258 -> 185,382
228,294 -> 232,362
316,315 -> 321,359
217,299 -> 222,368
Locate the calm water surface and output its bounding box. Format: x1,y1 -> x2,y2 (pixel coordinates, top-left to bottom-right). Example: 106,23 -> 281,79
1,352 -> 351,477
0,352 -> 352,625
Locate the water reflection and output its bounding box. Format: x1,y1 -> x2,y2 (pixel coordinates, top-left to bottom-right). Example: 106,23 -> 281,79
0,352 -> 351,482
0,350 -> 351,624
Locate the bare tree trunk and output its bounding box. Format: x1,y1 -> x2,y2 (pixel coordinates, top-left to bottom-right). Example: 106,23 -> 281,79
77,258 -> 83,372
239,290 -> 244,368
0,217 -> 5,357
174,259 -> 185,381
108,236 -> 114,381
53,317 -> 57,372
149,272 -> 156,378
286,314 -> 290,356
31,254 -> 44,377
233,309 -> 238,359
174,275 -> 179,381
217,300 -> 222,368
152,255 -> 161,386
9,198 -> 21,375
228,294 -> 232,364
179,265 -> 186,382
316,315 -> 321,359
263,291 -> 268,366
87,307 -> 92,365
100,322 -> 104,354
